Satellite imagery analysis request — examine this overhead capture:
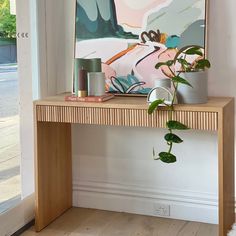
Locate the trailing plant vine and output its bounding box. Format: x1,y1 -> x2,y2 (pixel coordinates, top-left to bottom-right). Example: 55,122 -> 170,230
148,46 -> 211,163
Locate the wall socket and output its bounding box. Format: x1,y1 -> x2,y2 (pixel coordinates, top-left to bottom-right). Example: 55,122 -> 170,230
153,203 -> 170,217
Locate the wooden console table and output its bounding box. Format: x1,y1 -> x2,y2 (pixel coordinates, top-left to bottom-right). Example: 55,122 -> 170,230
34,94 -> 235,236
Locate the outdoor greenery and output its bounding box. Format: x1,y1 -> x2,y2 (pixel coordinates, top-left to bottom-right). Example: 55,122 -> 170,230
0,0 -> 16,39
148,46 -> 211,163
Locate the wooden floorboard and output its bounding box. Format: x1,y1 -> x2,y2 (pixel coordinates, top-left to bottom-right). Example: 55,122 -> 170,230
21,207 -> 218,236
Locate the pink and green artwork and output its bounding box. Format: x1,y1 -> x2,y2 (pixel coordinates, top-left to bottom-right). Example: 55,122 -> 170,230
75,0 -> 207,95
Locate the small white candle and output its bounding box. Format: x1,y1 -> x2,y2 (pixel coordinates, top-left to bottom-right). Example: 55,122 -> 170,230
87,72 -> 105,96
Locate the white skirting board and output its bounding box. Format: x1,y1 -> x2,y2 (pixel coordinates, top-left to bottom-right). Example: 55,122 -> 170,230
72,181 -> 218,224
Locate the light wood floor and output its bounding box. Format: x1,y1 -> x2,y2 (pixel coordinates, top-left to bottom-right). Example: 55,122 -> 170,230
21,208 -> 218,236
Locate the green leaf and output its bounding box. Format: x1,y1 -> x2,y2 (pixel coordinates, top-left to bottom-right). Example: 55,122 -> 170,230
155,60 -> 174,69
155,62 -> 166,69
177,58 -> 190,67
177,58 -> 191,72
164,133 -> 183,143
159,152 -> 177,163
166,60 -> 174,66
185,47 -> 203,56
148,99 -> 165,114
172,76 -> 192,87
195,59 -> 211,70
167,120 -> 189,130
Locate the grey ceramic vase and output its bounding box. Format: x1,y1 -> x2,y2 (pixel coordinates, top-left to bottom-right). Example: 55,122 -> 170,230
177,71 -> 208,104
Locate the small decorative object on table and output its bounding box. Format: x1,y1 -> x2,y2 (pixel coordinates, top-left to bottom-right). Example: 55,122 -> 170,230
148,45 -> 211,163
73,58 -> 102,96
147,78 -> 177,105
87,72 -> 106,96
68,58 -> 113,102
78,67 -> 87,97
76,58 -> 102,73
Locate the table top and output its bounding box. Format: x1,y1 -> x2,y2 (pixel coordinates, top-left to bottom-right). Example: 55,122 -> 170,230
34,93 -> 234,112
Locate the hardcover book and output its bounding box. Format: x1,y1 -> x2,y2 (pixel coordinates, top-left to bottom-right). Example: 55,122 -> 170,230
65,94 -> 114,102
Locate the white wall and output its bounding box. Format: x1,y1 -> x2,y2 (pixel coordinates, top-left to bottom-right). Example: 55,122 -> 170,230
72,126 -> 218,223
208,1 -> 236,99
37,0 -> 74,97
39,0 -> 236,225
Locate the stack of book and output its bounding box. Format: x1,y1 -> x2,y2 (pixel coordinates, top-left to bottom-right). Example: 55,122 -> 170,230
65,93 -> 114,102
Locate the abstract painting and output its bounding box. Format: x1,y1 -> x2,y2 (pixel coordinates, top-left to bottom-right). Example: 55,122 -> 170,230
75,0 -> 207,95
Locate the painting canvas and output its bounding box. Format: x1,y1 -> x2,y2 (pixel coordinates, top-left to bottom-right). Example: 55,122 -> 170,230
75,0 -> 207,95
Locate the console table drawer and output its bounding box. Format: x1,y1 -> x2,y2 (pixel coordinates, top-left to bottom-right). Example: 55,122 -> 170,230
36,105 -> 218,131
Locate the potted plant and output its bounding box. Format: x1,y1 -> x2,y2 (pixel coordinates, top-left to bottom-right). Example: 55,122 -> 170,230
174,45 -> 211,104
148,45 -> 211,163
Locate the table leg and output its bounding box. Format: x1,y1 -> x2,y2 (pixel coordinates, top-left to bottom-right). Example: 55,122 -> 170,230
218,99 -> 235,236
35,122 -> 72,231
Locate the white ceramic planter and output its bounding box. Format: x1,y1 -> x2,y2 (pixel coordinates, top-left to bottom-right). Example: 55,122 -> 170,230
177,71 -> 208,104
147,78 -> 178,105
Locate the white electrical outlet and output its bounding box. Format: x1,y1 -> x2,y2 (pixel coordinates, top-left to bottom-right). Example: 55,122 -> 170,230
153,203 -> 170,217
